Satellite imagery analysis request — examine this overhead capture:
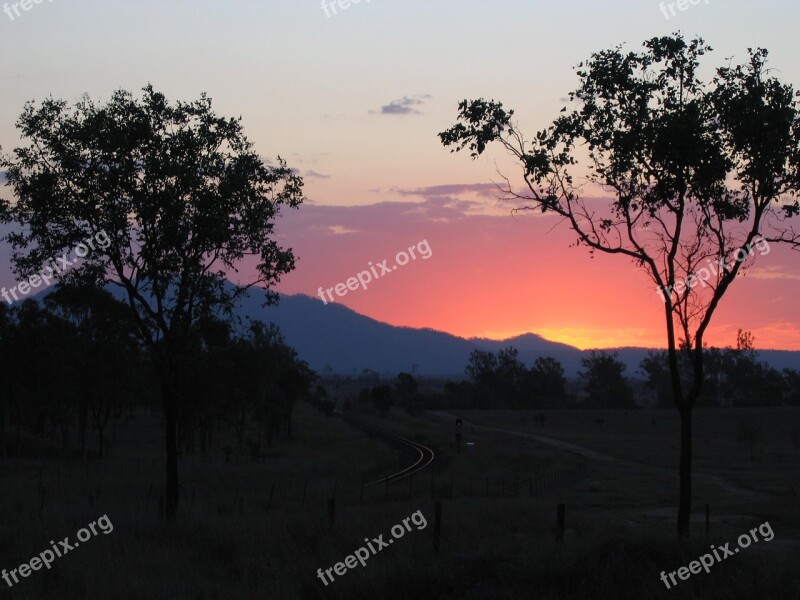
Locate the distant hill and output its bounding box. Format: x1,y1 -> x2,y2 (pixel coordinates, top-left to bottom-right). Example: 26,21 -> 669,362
247,292 -> 800,378
236,292 -> 482,377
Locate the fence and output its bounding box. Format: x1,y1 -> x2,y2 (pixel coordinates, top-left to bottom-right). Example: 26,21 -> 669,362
264,460 -> 589,508
14,458 -> 590,521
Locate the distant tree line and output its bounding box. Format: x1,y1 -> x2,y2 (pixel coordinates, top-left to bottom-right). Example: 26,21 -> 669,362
640,330 -> 800,408
443,348 -> 570,409
348,334 -> 800,412
0,286 -> 317,461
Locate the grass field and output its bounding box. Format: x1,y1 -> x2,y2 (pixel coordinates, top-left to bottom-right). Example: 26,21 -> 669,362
1,403 -> 798,599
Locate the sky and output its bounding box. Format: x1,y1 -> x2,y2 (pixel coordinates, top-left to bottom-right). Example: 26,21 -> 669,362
1,0 -> 799,350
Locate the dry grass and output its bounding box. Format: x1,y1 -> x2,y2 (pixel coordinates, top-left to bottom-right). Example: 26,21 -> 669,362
1,403 -> 798,598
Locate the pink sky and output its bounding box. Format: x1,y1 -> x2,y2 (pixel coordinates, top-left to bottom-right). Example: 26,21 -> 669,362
236,188 -> 800,351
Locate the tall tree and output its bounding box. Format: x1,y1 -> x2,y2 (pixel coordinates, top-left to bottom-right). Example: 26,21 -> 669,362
0,85 -> 305,517
495,347 -> 528,407
579,351 -> 635,408
720,331 -> 785,407
44,284 -> 142,458
370,385 -> 393,417
395,372 -> 421,415
440,35 -> 800,535
465,349 -> 499,408
527,356 -> 568,407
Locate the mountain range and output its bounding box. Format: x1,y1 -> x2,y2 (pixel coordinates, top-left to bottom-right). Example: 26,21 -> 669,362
21,282 -> 800,378
241,291 -> 800,379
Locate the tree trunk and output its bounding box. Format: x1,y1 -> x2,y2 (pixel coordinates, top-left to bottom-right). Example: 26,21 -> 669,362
236,406 -> 246,452
184,422 -> 195,456
0,395 -> 6,459
97,423 -> 105,459
79,406 -> 88,460
61,421 -> 69,452
162,374 -> 180,519
200,420 -> 208,460
677,405 -> 692,537
12,393 -> 21,458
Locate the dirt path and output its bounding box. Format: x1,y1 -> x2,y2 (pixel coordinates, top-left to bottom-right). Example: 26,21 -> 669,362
431,410 -> 771,501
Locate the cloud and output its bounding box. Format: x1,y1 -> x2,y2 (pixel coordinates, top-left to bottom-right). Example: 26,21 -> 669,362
396,183 -> 499,198
393,182 -> 530,217
746,265 -> 800,281
305,170 -> 331,179
372,95 -> 432,116
328,225 -> 358,234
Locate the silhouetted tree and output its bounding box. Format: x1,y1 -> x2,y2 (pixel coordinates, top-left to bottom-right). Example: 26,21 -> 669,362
641,345 -> 725,407
721,330 -> 785,406
0,85 -> 305,517
3,300 -> 60,455
527,356 -> 567,407
579,351 -> 635,408
370,385 -> 393,417
440,34 -> 800,535
783,369 -> 800,406
639,350 -> 672,408
396,372 -> 422,415
45,284 -> 142,458
465,350 -> 499,408
495,347 -> 528,407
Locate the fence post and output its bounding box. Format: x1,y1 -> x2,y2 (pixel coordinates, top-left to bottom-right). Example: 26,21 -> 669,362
327,498 -> 335,529
433,500 -> 442,553
232,483 -> 240,511
556,503 -> 565,542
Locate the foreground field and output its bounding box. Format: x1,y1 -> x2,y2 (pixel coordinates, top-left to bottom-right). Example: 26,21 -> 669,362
1,403 -> 798,599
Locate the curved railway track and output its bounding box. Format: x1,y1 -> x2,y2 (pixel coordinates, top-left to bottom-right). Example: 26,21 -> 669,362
339,413 -> 435,487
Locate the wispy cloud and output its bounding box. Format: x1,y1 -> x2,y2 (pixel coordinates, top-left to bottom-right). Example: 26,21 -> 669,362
372,95 -> 432,116
397,183 -> 499,198
746,265 -> 800,281
328,225 -> 358,234
394,182 -> 529,216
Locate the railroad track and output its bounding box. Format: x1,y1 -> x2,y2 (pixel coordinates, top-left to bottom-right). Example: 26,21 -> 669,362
339,412 -> 435,487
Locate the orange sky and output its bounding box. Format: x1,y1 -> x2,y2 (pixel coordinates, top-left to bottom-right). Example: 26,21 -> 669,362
251,191 -> 800,351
